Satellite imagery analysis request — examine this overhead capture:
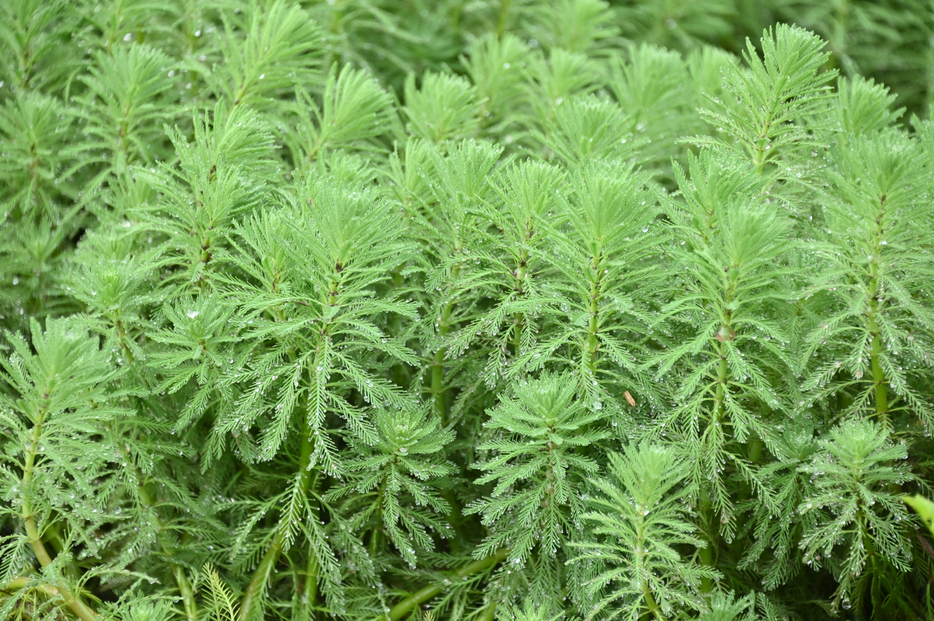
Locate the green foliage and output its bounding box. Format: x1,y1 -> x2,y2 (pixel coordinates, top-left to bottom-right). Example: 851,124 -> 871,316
286,63 -> 397,165
330,404 -> 454,568
798,419 -> 917,615
202,565 -> 240,621
206,0 -> 322,109
74,44 -> 179,176
903,494 -> 934,536
570,443 -> 717,620
2,2 -> 934,621
798,129 -> 934,428
467,375 -> 605,568
403,71 -> 481,144
694,24 -> 837,177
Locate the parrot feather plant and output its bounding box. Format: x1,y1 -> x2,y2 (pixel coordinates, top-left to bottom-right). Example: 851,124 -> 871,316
1,2 -> 934,621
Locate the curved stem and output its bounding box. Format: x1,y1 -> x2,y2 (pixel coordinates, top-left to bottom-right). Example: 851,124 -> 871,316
642,582 -> 665,621
241,298 -> 330,620
379,548 -> 509,621
137,486 -> 198,621
171,565 -> 198,621
477,602 -> 497,621
240,531 -> 284,621
21,409 -> 99,621
115,427 -> 198,621
1,576 -> 69,600
239,427 -> 319,621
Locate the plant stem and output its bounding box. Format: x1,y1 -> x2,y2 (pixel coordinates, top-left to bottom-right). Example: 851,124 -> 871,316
137,474 -> 199,621
636,505 -> 666,621
379,548 -> 509,621
113,318 -> 135,364
511,248 -> 528,358
477,602 -> 497,621
752,98 -> 777,175
432,303 -> 452,422
867,226 -> 889,424
699,332 -> 731,593
585,254 -> 604,378
241,291 -> 333,620
112,421 -> 198,621
868,311 -> 888,423
20,408 -> 99,621
642,587 -> 664,621
496,0 -> 512,38
370,489 -> 383,557
239,426 -> 319,621
747,433 -> 764,463
302,552 -> 319,618
239,530 -> 284,621
171,565 -> 198,621
2,576 -> 68,600
698,489 -> 716,594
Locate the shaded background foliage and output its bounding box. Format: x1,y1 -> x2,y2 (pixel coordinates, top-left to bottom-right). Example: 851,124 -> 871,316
1,1 -> 934,621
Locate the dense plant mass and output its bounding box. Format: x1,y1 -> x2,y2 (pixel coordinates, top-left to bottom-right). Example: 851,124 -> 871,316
3,1 -> 934,620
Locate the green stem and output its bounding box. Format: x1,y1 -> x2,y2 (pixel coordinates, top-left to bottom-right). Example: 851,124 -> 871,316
431,347 -> 446,420
1,576 -> 68,600
172,565 -> 198,621
713,338 -> 729,417
301,553 -> 319,618
752,87 -> 780,176
239,531 -> 284,621
642,587 -> 664,621
239,427 -> 319,621
477,602 -> 497,621
2,577 -> 31,591
379,548 -> 509,621
585,255 -> 603,378
511,249 -> 528,358
700,326 -> 732,593
370,487 -> 383,557
242,293 -> 330,620
439,488 -> 464,553
432,304 -> 453,422
747,434 -> 764,464
868,314 -> 888,424
867,238 -> 888,425
113,318 -> 135,364
122,442 -> 198,621
21,409 -> 99,621
369,526 -> 381,558
512,315 -> 524,360
698,489 -> 716,594
854,507 -> 877,612
637,509 -> 666,621
197,235 -> 213,290
390,268 -> 408,388
496,0 -> 512,38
